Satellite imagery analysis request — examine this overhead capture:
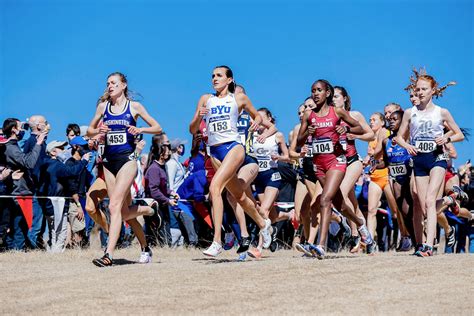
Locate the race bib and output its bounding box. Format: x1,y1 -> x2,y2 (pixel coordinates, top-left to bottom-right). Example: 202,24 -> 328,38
436,152 -> 449,161
239,134 -> 246,145
271,172 -> 282,182
257,158 -> 276,171
305,145 -> 314,157
312,138 -> 334,154
389,164 -> 407,177
97,144 -> 105,158
208,117 -> 231,133
107,132 -> 127,146
340,138 -> 348,151
415,139 -> 436,153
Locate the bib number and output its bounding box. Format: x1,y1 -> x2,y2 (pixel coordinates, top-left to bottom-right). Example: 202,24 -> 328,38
389,164 -> 407,177
312,139 -> 334,154
209,120 -> 231,133
415,140 -> 436,153
271,172 -> 281,182
239,134 -> 246,145
340,138 -> 348,151
107,132 -> 127,146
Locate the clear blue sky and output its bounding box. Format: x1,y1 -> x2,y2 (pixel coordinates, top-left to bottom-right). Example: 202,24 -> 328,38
1,0 -> 473,165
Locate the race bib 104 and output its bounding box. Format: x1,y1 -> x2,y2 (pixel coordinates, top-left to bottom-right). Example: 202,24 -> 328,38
312,139 -> 334,154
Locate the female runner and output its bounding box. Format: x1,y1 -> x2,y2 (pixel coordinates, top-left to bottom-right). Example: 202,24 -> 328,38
396,71 -> 464,257
87,72 -> 162,267
297,79 -> 374,259
189,66 -> 272,257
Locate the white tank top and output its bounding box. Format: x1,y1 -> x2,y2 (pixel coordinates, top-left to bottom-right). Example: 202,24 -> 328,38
204,93 -> 240,146
410,105 -> 444,153
252,133 -> 279,171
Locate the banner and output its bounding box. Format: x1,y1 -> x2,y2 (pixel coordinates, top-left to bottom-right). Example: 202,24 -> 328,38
16,197 -> 33,229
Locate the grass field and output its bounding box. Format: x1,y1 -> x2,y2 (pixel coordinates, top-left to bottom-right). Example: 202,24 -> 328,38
0,245 -> 472,315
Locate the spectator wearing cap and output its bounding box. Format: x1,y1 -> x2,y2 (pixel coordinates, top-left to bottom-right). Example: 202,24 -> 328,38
38,140 -> 90,252
64,136 -> 92,247
22,115 -> 50,249
2,118 -> 47,250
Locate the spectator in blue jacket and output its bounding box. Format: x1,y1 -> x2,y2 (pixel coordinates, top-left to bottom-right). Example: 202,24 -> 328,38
38,140 -> 90,252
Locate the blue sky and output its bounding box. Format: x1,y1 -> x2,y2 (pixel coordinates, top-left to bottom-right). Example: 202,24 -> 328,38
1,0 -> 473,165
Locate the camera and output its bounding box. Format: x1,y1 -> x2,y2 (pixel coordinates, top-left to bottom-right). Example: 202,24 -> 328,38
21,122 -> 30,130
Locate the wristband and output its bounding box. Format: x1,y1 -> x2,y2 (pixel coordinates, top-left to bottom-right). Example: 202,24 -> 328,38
345,126 -> 350,133
446,137 -> 451,143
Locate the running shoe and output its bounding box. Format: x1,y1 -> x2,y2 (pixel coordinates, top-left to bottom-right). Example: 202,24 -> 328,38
447,195 -> 460,216
92,253 -> 113,267
348,236 -> 361,253
396,237 -> 412,252
223,232 -> 235,250
451,185 -> 469,203
148,201 -> 162,229
270,226 -> 278,252
247,247 -> 262,259
139,250 -> 153,264
203,241 -> 223,257
358,225 -> 376,254
339,216 -> 352,248
260,218 -> 273,249
411,243 -> 423,255
295,242 -> 313,257
236,236 -> 251,254
415,244 -> 433,257
445,226 -> 456,249
309,244 -> 326,260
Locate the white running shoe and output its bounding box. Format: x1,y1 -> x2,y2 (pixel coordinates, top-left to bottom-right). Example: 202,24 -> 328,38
260,218 -> 272,249
139,251 -> 152,264
203,241 -> 223,257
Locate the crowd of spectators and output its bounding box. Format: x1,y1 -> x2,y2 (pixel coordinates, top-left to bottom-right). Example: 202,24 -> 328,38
1,116 -> 473,254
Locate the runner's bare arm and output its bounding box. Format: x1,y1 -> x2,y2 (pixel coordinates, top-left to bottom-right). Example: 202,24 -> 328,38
236,93 -> 262,131
394,108 -> 417,155
131,102 -> 162,134
335,107 -> 363,135
348,111 -> 375,141
87,102 -> 107,137
189,94 -> 211,134
296,112 -> 311,147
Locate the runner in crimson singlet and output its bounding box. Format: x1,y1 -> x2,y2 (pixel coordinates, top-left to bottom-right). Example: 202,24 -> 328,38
297,79 -> 375,259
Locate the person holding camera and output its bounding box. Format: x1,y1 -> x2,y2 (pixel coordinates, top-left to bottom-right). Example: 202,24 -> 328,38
2,118 -> 46,250
22,115 -> 50,249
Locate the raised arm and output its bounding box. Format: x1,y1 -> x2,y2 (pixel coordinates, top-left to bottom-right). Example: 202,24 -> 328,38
437,108 -> 464,145
132,102 -> 163,135
273,132 -> 290,163
335,107 -> 363,135
87,102 -> 107,137
189,94 -> 211,134
348,111 -> 375,142
296,111 -> 312,147
236,93 -> 262,132
394,108 -> 417,156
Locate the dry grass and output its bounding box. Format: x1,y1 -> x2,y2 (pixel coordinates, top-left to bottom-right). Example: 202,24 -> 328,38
0,246 -> 472,315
